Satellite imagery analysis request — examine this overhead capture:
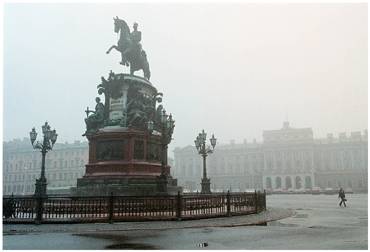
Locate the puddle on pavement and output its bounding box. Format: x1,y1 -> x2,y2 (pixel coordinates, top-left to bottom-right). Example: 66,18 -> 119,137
74,232 -> 159,250
293,214 -> 308,218
201,228 -> 213,233
267,221 -> 298,227
105,243 -> 157,249
307,225 -> 327,229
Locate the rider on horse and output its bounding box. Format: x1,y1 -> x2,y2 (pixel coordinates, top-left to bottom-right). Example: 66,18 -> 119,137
107,17 -> 151,80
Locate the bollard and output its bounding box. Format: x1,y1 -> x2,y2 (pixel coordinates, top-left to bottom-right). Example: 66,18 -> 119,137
226,190 -> 231,216
176,191 -> 182,220
108,192 -> 114,223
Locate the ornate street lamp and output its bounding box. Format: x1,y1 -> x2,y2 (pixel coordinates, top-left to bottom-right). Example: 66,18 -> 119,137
148,109 -> 175,193
194,130 -> 217,194
29,122 -> 58,197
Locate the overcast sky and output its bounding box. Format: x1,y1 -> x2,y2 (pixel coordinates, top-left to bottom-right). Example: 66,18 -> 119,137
3,3 -> 368,155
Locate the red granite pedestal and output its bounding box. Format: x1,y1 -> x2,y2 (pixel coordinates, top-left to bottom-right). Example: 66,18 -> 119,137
73,127 -> 180,196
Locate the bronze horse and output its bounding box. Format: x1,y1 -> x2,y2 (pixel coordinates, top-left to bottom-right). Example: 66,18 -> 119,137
106,17 -> 151,80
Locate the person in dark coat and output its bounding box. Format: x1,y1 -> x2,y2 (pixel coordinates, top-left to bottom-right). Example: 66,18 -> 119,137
338,188 -> 347,207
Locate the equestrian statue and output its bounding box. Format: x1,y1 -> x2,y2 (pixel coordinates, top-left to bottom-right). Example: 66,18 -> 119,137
106,16 -> 151,80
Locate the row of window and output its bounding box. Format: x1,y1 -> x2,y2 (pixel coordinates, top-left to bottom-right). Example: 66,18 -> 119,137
4,159 -> 87,172
176,161 -> 263,177
3,181 -> 77,195
4,171 -> 85,183
4,149 -> 88,161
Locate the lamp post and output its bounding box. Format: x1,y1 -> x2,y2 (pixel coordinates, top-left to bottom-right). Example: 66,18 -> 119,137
194,130 -> 217,194
29,122 -> 58,197
148,109 -> 175,193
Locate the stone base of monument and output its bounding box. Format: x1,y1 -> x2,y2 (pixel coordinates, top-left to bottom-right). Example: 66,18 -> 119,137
71,176 -> 181,196
72,126 -> 182,196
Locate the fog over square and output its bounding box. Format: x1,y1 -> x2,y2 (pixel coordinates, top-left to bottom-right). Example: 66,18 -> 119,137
4,3 -> 367,154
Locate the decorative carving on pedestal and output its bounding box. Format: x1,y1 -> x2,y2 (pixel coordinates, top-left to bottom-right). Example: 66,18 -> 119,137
96,140 -> 126,161
147,141 -> 161,162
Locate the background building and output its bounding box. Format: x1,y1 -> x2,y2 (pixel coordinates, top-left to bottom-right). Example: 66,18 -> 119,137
3,122 -> 368,195
173,122 -> 368,193
3,139 -> 176,196
3,138 -> 88,195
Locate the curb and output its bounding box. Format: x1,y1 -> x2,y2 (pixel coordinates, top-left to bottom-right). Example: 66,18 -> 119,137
3,207 -> 294,235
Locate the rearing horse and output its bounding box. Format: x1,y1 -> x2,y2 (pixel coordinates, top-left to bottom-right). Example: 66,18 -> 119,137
106,17 -> 151,80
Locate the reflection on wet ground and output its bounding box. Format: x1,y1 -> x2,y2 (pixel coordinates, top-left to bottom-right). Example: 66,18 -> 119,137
268,221 -> 298,227
74,232 -> 159,250
105,243 -> 156,249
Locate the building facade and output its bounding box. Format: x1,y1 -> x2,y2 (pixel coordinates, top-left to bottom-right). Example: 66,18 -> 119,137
173,122 -> 368,192
3,122 -> 368,195
3,139 -> 176,196
3,138 -> 88,195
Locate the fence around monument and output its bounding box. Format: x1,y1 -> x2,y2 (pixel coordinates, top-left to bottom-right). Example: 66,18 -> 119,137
3,191 -> 266,224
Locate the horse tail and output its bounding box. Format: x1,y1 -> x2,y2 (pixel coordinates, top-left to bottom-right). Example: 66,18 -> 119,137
144,63 -> 151,80
141,50 -> 151,80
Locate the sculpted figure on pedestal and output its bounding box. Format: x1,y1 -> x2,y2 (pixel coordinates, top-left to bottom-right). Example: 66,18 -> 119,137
84,97 -> 105,134
126,87 -> 148,129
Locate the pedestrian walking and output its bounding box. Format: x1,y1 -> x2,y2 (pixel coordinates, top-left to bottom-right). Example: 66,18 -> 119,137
338,188 -> 347,207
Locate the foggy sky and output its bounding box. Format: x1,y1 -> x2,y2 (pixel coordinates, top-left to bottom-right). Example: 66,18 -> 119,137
3,3 -> 368,155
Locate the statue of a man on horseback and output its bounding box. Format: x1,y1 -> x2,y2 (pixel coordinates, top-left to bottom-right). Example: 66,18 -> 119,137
106,17 -> 151,80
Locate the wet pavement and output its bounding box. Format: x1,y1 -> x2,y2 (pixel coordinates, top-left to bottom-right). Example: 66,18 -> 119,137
3,194 -> 367,249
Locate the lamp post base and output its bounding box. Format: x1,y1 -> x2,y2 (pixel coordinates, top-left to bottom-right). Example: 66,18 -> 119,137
201,177 -> 211,194
34,178 -> 47,197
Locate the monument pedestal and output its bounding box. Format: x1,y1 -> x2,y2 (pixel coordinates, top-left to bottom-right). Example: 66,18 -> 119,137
74,74 -> 181,196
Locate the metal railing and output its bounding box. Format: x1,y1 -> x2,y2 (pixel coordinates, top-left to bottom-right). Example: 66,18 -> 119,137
3,191 -> 266,224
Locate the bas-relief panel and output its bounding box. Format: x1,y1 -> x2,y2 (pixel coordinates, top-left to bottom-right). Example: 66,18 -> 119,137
96,140 -> 126,161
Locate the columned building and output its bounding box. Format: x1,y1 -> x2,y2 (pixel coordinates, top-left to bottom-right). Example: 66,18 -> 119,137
173,139 -> 264,192
3,122 -> 368,195
173,122 -> 367,192
3,138 -> 88,195
262,121 -> 315,191
313,131 -> 368,191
